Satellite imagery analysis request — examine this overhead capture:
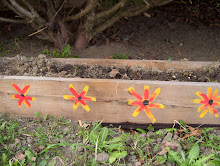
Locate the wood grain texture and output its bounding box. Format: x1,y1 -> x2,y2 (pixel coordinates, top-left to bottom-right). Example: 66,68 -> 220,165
52,58 -> 219,72
0,76 -> 219,125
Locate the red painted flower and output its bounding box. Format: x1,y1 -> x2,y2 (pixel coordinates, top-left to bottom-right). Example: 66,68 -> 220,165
193,87 -> 220,118
11,83 -> 35,107
128,85 -> 165,123
63,84 -> 96,112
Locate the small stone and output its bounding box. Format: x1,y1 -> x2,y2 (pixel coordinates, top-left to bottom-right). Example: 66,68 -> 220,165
96,152 -> 109,162
15,151 -> 26,161
173,135 -> 179,141
163,133 -> 172,142
32,67 -> 38,75
38,54 -> 47,59
128,155 -> 137,163
147,131 -> 153,139
77,145 -> 83,152
139,133 -> 147,138
179,43 -> 183,46
27,137 -> 34,144
157,138 -> 162,143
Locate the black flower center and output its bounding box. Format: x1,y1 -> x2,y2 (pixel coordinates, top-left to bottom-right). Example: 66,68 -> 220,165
78,96 -> 82,101
208,99 -> 213,105
21,93 -> 25,97
143,100 -> 149,106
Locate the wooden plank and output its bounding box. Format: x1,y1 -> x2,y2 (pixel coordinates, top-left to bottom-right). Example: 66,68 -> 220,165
0,76 -> 220,125
52,58 -> 219,72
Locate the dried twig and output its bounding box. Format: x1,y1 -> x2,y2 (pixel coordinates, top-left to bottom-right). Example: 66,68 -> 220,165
96,0 -> 127,19
64,0 -> 98,22
28,26 -> 47,37
9,0 -> 33,18
0,17 -> 26,23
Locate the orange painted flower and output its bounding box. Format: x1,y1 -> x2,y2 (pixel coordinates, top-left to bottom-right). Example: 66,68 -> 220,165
128,85 -> 165,123
11,83 -> 35,107
193,87 -> 220,118
63,84 -> 96,112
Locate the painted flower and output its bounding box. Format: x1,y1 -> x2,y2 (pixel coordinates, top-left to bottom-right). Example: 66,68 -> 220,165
63,84 -> 96,112
11,83 -> 35,107
128,85 -> 165,123
193,87 -> 220,118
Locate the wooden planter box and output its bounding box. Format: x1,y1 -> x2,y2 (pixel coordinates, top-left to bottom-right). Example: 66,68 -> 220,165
0,58 -> 220,126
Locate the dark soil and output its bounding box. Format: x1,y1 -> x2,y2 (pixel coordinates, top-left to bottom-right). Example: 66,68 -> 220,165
1,55 -> 220,82
0,1 -> 219,61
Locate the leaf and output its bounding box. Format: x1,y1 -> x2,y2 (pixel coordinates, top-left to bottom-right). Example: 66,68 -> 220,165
147,124 -> 154,131
180,120 -> 187,127
136,128 -> 147,134
39,159 -> 47,166
104,143 -> 125,151
193,153 -> 215,165
166,147 -> 182,164
165,128 -> 178,133
0,121 -> 7,130
99,127 -> 108,146
25,150 -> 34,161
48,160 -> 56,166
90,130 -> 98,145
43,114 -> 48,121
188,144 -> 199,164
34,112 -> 41,118
105,137 -> 122,144
109,151 -> 127,163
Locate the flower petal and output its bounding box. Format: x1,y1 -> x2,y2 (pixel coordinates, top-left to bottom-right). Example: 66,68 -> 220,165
128,87 -> 143,101
199,109 -> 208,118
207,87 -> 212,99
12,83 -> 22,93
149,88 -> 160,102
197,104 -> 206,112
144,85 -> 149,100
132,106 -> 144,117
144,107 -> 156,124
17,98 -> 24,106
22,85 -> 30,95
212,89 -> 219,99
128,100 -> 143,106
213,109 -> 219,117
24,100 -> 31,107
63,95 -> 77,100
195,91 -> 209,101
214,95 -> 220,101
73,101 -> 80,110
81,104 -> 91,112
80,85 -> 89,97
69,84 -> 79,97
82,96 -> 96,101
193,99 -> 203,103
148,103 -> 165,109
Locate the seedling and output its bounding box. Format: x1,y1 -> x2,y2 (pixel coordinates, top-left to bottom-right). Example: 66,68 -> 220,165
113,53 -> 129,59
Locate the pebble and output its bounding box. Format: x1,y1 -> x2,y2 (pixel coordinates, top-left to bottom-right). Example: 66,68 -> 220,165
96,152 -> 109,162
147,131 -> 153,139
163,133 -> 172,142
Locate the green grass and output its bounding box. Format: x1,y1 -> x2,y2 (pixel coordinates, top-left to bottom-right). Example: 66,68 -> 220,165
42,45 -> 78,58
0,114 -> 219,165
0,36 -> 20,57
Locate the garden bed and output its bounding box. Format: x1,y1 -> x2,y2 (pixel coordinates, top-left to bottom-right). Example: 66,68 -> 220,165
0,55 -> 220,126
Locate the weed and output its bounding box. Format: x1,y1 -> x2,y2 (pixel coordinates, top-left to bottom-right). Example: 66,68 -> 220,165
113,53 -> 129,59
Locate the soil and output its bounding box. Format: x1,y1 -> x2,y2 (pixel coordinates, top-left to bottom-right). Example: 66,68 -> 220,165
0,2 -> 220,165
1,55 -> 220,82
0,1 -> 219,61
